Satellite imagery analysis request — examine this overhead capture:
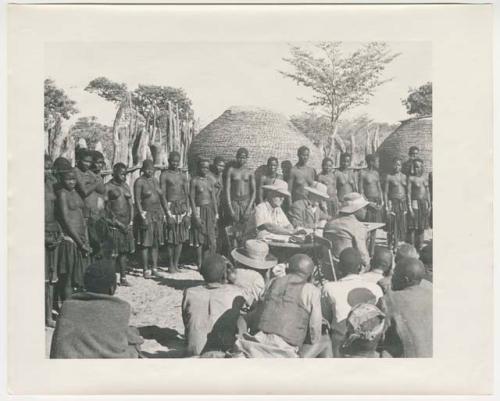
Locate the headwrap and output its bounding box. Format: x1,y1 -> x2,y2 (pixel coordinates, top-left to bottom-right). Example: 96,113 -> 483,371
344,303 -> 385,347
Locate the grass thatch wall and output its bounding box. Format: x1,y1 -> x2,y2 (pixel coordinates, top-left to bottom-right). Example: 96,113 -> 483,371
377,115 -> 432,176
188,106 -> 323,174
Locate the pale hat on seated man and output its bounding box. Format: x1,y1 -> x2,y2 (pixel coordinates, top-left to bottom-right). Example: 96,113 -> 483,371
229,240 -> 279,306
304,182 -> 330,201
231,239 -> 278,270
262,179 -> 291,198
337,192 -> 370,214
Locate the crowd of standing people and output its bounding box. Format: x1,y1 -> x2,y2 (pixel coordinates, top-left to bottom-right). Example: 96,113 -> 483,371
46,143 -> 432,359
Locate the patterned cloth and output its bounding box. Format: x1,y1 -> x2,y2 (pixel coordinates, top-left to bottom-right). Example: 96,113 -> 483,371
134,209 -> 165,248
407,199 -> 430,231
109,226 -> 135,257
191,204 -> 216,252
165,200 -> 190,245
386,198 -> 407,243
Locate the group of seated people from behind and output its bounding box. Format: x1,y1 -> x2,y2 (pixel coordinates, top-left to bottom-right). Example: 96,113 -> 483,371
50,237 -> 432,358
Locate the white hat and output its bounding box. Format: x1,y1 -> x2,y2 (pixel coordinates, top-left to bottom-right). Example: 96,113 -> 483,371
338,192 -> 370,214
305,182 -> 329,200
262,179 -> 291,197
231,239 -> 278,270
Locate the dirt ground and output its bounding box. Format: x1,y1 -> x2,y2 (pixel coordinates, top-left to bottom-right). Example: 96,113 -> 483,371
45,259 -> 204,358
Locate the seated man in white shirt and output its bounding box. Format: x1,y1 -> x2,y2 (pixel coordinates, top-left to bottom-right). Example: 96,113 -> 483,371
322,247 -> 383,357
244,179 -> 302,241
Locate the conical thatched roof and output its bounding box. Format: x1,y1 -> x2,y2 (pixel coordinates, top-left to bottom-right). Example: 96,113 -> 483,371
377,115 -> 432,176
188,106 -> 323,173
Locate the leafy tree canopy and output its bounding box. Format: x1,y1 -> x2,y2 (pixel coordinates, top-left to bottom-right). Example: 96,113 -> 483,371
69,116 -> 113,162
85,77 -> 128,104
44,78 -> 78,124
402,82 -> 432,117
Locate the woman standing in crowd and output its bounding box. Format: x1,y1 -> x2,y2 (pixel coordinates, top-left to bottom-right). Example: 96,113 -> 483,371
407,158 -> 430,251
56,159 -> 91,300
134,159 -> 167,279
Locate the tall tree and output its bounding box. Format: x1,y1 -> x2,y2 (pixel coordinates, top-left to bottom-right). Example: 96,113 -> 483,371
280,42 -> 399,159
85,77 -> 128,104
402,82 -> 432,117
44,78 -> 79,158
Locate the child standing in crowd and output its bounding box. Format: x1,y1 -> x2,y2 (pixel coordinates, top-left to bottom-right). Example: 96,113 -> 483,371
56,162 -> 91,300
335,152 -> 357,202
256,157 -> 281,204
317,157 -> 338,218
407,158 -> 430,251
190,158 -> 218,269
160,151 -> 191,273
105,163 -> 135,286
134,159 -> 167,279
384,157 -> 407,251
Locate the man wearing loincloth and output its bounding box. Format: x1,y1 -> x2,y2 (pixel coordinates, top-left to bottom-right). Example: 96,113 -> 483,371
160,151 -> 190,273
288,146 -> 317,203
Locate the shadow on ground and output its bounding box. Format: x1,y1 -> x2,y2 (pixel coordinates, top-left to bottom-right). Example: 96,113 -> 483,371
138,325 -> 186,358
151,276 -> 204,290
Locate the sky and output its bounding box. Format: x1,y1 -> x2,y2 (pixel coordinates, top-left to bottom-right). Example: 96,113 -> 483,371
45,42 -> 431,129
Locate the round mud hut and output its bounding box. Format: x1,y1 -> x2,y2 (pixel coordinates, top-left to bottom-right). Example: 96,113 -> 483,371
377,115 -> 432,176
188,106 -> 323,175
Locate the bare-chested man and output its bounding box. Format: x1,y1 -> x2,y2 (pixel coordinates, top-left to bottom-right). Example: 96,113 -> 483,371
384,158 -> 407,251
190,158 -> 218,268
134,159 -> 168,278
407,158 -> 430,251
225,148 -> 256,244
160,151 -> 190,273
74,149 -> 107,258
256,157 -> 281,204
360,154 -> 384,222
288,146 -> 316,203
317,157 -> 338,218
105,163 -> 135,286
208,156 -> 226,253
335,152 -> 358,202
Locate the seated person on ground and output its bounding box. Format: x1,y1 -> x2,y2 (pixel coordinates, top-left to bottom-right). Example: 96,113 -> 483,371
244,179 -> 302,241
322,248 -> 383,357
234,254 -> 332,358
378,257 -> 432,357
395,242 -> 419,263
50,260 -> 143,359
323,192 -> 370,269
229,239 -> 278,306
420,242 -> 433,283
182,254 -> 249,357
340,303 -> 391,358
288,182 -> 330,230
361,246 -> 393,293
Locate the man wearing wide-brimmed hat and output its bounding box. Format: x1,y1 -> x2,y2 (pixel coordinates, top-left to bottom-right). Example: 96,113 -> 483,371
244,179 -> 299,241
229,239 -> 278,305
323,192 -> 370,268
288,181 -> 330,229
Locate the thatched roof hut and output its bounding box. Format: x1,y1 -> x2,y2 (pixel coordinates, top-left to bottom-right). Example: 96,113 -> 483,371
188,106 -> 323,174
377,115 -> 432,176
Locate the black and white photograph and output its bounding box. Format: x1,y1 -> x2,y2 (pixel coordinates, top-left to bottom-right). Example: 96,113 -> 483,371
43,41 -> 433,360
